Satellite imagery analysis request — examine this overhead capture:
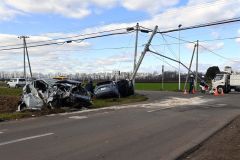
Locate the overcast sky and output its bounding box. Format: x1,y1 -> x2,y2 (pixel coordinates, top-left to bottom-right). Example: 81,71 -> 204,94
0,0 -> 240,74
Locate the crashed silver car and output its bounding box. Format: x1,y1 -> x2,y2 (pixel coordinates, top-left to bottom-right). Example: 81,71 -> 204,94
18,79 -> 91,111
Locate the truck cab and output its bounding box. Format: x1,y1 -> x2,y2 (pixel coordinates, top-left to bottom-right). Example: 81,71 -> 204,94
212,73 -> 230,93
7,78 -> 26,88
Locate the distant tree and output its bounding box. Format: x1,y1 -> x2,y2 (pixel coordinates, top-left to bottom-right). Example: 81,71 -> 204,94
205,66 -> 220,82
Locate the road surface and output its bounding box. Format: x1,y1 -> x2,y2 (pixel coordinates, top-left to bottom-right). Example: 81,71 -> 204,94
1,91 -> 240,160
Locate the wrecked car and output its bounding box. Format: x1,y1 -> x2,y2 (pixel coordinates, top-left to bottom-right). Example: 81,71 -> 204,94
18,79 -> 91,111
116,79 -> 134,97
94,81 -> 120,98
94,79 -> 134,99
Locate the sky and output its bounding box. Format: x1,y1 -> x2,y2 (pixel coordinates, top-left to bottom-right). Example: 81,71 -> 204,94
0,0 -> 240,75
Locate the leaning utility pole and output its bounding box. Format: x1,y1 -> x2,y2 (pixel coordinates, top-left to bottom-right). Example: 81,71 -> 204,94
184,44 -> 197,92
18,36 -> 32,79
133,23 -> 139,85
195,40 -> 199,90
131,26 -> 158,80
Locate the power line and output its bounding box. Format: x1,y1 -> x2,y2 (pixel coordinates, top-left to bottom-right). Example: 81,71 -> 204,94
0,31 -> 134,51
0,27 -> 133,49
161,33 -> 240,62
199,45 -> 240,62
140,17 -> 240,34
158,30 -> 178,59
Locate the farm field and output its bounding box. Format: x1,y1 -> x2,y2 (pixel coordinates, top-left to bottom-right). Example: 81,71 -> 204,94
135,82 -> 186,91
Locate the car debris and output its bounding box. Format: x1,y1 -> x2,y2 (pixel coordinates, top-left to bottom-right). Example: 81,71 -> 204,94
17,79 -> 91,111
94,79 -> 134,99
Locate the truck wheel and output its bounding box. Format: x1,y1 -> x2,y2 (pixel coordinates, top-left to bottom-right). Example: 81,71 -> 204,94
217,87 -> 224,94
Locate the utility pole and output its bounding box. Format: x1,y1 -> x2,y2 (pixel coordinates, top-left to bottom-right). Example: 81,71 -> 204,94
133,23 -> 139,85
178,24 -> 182,91
19,36 -> 32,79
162,65 -> 164,90
183,44 -> 197,92
131,26 -> 158,80
195,40 -> 199,90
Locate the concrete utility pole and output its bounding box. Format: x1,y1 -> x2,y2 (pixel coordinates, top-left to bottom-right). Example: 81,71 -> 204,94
162,65 -> 164,90
195,40 -> 199,90
131,26 -> 158,80
133,23 -> 139,85
19,36 -> 32,79
184,44 -> 197,92
178,24 -> 182,91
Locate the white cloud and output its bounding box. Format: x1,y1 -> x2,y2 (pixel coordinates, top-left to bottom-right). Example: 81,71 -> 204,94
83,0 -> 240,33
1,0 -> 118,20
0,33 -> 91,73
0,1 -> 25,21
185,42 -> 224,52
122,0 -> 179,14
236,29 -> 240,43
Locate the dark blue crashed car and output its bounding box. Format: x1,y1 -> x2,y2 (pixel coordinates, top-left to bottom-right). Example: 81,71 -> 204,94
94,80 -> 134,99
94,81 -> 120,98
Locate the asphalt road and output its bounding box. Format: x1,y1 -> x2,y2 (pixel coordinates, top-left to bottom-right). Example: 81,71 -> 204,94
1,91 -> 240,160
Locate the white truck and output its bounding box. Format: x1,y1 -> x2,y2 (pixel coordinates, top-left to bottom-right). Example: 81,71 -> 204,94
212,66 -> 240,93
7,78 -> 26,88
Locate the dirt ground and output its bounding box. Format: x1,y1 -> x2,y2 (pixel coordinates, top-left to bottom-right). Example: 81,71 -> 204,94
0,95 -> 20,113
182,115 -> 240,160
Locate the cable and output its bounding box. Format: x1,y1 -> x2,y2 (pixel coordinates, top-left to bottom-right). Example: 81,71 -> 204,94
0,27 -> 134,48
161,33 -> 240,63
0,31 -> 134,51
199,45 -> 240,62
140,17 -> 240,34
151,52 -> 179,70
158,30 -> 178,59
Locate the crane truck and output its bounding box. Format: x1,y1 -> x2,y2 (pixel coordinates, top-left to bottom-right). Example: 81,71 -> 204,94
212,66 -> 240,93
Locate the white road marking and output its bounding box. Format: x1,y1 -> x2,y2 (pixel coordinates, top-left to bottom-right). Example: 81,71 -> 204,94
0,129 -> 8,134
69,116 -> 88,119
0,133 -> 54,147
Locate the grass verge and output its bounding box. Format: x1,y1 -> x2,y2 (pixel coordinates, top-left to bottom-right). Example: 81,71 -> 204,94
135,82 -> 198,91
0,112 -> 32,121
0,94 -> 147,121
92,94 -> 148,108
0,87 -> 22,96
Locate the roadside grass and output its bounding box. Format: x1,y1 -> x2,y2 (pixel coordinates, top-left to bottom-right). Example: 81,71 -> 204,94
0,81 -> 7,87
0,112 -> 32,121
0,88 -> 147,121
92,94 -> 148,108
0,87 -> 22,96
